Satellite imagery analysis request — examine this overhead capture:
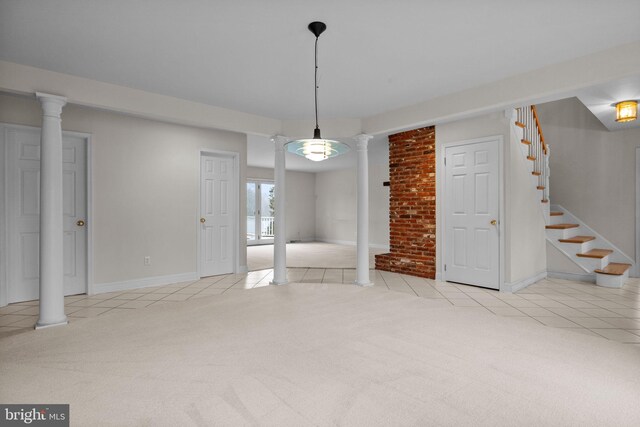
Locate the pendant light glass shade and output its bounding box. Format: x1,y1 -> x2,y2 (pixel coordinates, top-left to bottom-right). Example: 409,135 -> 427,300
288,22 -> 349,161
287,135 -> 349,161
615,100 -> 638,123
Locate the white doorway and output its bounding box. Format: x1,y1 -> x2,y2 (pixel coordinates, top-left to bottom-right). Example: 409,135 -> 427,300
1,124 -> 89,304
443,137 -> 502,289
199,152 -> 237,277
246,180 -> 275,246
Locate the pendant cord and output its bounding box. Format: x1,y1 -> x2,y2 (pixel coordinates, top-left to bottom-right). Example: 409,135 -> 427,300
314,36 -> 319,130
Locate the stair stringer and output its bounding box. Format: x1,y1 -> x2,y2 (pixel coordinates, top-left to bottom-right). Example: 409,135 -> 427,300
509,110 -> 549,222
546,204 -> 635,280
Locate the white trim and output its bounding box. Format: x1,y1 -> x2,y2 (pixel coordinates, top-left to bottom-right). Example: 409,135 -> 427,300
316,238 -> 390,251
91,272 -> 199,295
503,270 -> 547,293
439,135 -> 505,292
0,127 -> 7,307
0,122 -> 92,306
635,147 -> 640,277
547,271 -> 596,283
197,149 -> 241,277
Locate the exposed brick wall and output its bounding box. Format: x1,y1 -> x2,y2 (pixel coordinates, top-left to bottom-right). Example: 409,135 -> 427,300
375,126 -> 436,278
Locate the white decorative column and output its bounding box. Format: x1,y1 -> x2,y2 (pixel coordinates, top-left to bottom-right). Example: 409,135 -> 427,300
35,92 -> 68,329
271,135 -> 288,285
355,134 -> 373,286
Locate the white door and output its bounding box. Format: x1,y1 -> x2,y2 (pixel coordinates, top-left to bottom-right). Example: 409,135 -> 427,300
4,126 -> 87,303
444,139 -> 500,289
200,153 -> 235,277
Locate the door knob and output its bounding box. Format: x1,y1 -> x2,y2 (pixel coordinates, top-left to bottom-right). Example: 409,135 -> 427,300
200,218 -> 206,223
490,219 -> 497,226
76,220 -> 85,227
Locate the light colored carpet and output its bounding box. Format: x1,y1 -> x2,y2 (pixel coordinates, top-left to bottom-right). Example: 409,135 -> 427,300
247,242 -> 387,271
1,283 -> 639,426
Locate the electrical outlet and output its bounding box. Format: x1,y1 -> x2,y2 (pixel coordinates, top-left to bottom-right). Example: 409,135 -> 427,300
144,256 -> 151,266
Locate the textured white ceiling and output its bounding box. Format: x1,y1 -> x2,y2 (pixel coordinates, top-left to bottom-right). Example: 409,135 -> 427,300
1,0 -> 639,121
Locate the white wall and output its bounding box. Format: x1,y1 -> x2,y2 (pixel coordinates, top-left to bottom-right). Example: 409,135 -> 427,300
436,112 -> 547,285
246,166 -> 316,242
537,97 -> 640,270
314,143 -> 390,248
0,92 -> 247,287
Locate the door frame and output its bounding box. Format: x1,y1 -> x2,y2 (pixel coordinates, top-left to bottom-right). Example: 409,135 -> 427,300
439,135 -> 505,291
246,178 -> 275,246
634,147 -> 640,277
0,122 -> 93,307
197,149 -> 241,278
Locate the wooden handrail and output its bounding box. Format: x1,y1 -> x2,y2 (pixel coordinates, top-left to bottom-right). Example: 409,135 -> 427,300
531,105 -> 547,154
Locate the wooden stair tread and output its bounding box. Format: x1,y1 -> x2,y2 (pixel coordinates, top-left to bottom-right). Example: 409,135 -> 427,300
541,199 -> 549,203
527,155 -> 536,161
515,121 -> 525,128
546,223 -> 578,230
550,211 -> 563,216
595,263 -> 631,276
531,171 -> 541,176
521,139 -> 531,145
537,185 -> 545,190
559,236 -> 594,244
577,249 -> 613,259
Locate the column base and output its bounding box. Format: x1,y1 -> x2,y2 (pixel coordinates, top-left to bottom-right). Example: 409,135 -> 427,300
354,281 -> 373,287
269,280 -> 289,286
35,318 -> 68,330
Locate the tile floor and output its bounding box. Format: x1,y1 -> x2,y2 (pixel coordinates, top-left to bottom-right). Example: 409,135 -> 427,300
1,269 -> 640,346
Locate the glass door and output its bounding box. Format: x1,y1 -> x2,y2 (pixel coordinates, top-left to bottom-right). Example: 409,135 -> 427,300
247,180 -> 275,245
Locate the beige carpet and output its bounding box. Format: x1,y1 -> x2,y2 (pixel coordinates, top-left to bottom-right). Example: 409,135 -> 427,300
1,283 -> 639,426
247,242 -> 387,271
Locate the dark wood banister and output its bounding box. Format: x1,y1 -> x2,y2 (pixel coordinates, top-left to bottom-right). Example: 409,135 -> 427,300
531,105 -> 547,154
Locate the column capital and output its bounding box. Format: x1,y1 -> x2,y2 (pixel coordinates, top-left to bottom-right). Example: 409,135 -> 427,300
270,135 -> 290,148
353,133 -> 373,149
36,92 -> 67,117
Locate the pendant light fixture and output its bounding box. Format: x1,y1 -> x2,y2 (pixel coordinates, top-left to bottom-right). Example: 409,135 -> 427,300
287,21 -> 349,161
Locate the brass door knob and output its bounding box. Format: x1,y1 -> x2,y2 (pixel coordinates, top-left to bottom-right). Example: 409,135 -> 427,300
76,220 -> 85,227
490,219 -> 497,226
200,218 -> 206,223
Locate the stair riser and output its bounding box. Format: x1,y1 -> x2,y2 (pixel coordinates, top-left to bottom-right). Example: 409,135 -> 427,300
549,215 -> 566,226
578,256 -> 609,271
596,270 -> 629,289
546,228 -> 578,240
557,240 -> 594,254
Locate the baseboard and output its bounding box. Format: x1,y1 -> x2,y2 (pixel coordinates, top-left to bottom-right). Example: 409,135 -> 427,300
435,272 -> 442,280
316,239 -> 390,251
287,237 -> 315,243
547,271 -> 595,283
91,272 -> 199,295
502,270 -> 547,293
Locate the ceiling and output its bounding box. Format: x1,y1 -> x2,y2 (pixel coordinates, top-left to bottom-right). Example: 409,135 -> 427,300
577,76 -> 640,131
1,0 -> 639,122
1,1 -> 640,172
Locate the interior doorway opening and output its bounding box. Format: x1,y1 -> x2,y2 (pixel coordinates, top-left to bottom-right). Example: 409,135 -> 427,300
247,180 -> 275,246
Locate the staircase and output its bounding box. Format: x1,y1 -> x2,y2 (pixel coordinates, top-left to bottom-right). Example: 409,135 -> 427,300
513,106 -> 633,288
